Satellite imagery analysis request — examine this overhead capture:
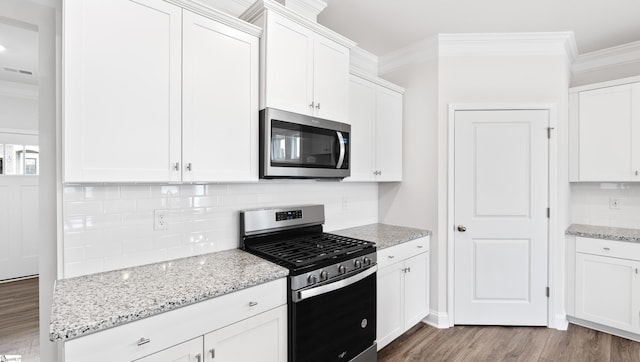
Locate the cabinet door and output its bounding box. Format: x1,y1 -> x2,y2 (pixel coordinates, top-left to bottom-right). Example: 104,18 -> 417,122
204,305 -> 287,362
632,83 -> 640,181
264,13 -> 314,116
375,86 -> 403,181
313,35 -> 349,122
182,11 -> 259,182
578,84 -> 633,181
64,0 -> 182,182
404,252 -> 429,329
575,253 -> 640,333
134,337 -> 202,362
376,261 -> 405,350
347,75 -> 376,181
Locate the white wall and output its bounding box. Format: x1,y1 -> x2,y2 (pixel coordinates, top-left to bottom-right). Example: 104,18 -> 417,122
0,82 -> 38,132
437,53 -> 571,327
61,182 -> 378,278
378,59 -> 440,317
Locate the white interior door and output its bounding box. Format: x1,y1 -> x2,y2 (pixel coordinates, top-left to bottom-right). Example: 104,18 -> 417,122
454,110 -> 548,325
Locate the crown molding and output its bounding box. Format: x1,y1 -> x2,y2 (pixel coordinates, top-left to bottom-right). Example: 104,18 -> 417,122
378,36 -> 438,75
572,40 -> 640,74
167,0 -> 261,35
275,0 -> 327,21
350,46 -> 379,75
439,32 -> 577,60
189,0 -> 254,17
350,68 -> 405,94
241,0 -> 356,48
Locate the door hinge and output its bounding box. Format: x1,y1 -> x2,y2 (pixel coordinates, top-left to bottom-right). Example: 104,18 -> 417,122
547,127 -> 554,139
546,287 -> 550,297
547,207 -> 550,218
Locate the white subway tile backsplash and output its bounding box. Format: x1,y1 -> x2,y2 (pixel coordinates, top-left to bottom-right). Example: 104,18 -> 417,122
62,182 -> 379,278
571,183 -> 640,229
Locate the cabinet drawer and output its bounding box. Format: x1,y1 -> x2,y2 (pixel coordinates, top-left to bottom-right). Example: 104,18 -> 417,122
65,278 -> 286,362
576,236 -> 640,261
378,237 -> 429,269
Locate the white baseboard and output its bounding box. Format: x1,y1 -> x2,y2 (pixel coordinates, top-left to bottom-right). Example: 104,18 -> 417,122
552,313 -> 569,330
424,310 -> 450,329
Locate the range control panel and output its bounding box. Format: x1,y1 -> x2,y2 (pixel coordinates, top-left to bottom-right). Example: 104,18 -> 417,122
276,209 -> 303,221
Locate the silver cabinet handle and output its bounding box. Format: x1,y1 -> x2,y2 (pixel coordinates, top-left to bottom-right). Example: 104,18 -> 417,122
407,267 -> 411,272
309,101 -> 315,108
417,245 -> 424,249
195,353 -> 202,362
248,301 -> 258,307
186,163 -> 192,172
137,337 -> 151,346
457,225 -> 467,232
316,102 -> 321,109
636,170 -> 639,176
388,255 -> 395,259
603,247 -> 611,251
209,349 -> 215,358
336,131 -> 345,169
173,162 -> 180,171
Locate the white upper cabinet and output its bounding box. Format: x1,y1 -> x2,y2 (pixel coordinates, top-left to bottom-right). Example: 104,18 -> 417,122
64,0 -> 260,183
347,73 -> 404,182
182,11 -> 259,182
569,77 -> 640,182
64,0 -> 183,183
243,0 -> 354,122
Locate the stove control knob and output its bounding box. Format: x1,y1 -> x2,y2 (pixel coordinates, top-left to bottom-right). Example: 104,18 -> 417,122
320,271 -> 329,281
354,259 -> 363,269
338,265 -> 347,274
363,257 -> 372,266
307,274 -> 318,285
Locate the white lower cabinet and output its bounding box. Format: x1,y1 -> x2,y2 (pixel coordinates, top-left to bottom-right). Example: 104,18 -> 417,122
64,279 -> 287,362
570,236 -> 640,336
134,337 -> 203,362
376,237 -> 429,350
204,305 -> 286,362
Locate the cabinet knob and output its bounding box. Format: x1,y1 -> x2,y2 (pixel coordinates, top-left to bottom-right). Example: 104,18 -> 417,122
248,301 -> 258,307
457,225 -> 467,232
137,337 -> 151,346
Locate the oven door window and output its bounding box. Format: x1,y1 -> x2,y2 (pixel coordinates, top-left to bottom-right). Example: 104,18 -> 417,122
291,272 -> 376,362
271,120 -> 345,169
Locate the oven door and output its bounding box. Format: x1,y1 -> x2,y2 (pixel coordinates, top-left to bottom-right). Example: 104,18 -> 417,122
260,107 -> 350,179
290,266 -> 377,362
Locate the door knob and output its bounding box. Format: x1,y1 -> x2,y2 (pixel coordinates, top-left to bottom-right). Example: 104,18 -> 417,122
457,225 -> 467,232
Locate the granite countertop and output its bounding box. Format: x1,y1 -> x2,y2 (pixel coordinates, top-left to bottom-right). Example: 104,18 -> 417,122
566,224 -> 640,243
49,249 -> 288,342
331,223 -> 431,250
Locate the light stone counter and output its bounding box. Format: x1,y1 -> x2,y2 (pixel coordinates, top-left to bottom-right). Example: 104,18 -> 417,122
566,224 -> 640,243
331,223 -> 431,250
49,249 -> 288,342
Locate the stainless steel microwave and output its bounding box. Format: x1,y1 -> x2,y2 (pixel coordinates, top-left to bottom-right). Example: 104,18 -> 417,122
260,108 -> 350,179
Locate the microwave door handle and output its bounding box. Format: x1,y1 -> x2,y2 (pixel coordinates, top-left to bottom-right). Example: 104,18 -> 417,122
336,131 -> 345,169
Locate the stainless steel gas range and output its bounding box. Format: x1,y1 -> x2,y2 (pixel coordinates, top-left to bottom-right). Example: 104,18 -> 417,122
241,204 -> 377,362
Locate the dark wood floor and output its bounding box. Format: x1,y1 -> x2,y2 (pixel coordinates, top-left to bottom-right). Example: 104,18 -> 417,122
0,277 -> 39,362
378,322 -> 640,362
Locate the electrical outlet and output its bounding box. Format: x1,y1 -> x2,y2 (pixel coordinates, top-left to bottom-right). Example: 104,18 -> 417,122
154,209 -> 169,230
609,197 -> 620,209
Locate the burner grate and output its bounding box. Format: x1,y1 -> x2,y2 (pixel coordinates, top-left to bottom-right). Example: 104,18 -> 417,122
247,233 -> 373,269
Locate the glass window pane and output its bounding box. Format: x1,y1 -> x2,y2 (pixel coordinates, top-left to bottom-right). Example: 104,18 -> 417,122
25,145 -> 39,175
4,144 -> 24,175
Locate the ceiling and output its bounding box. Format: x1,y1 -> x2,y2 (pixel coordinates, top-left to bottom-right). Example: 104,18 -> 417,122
317,0 -> 640,56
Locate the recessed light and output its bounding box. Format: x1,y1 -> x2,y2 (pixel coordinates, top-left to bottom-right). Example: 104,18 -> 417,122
0,44 -> 5,52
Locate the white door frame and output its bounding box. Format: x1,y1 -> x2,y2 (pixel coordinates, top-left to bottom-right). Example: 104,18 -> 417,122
447,103 -> 561,328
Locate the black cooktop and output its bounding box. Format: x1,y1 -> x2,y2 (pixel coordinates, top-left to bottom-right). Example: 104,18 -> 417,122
244,230 -> 375,271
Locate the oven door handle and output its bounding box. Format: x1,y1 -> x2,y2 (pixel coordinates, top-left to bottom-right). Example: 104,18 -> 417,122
294,265 -> 377,302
